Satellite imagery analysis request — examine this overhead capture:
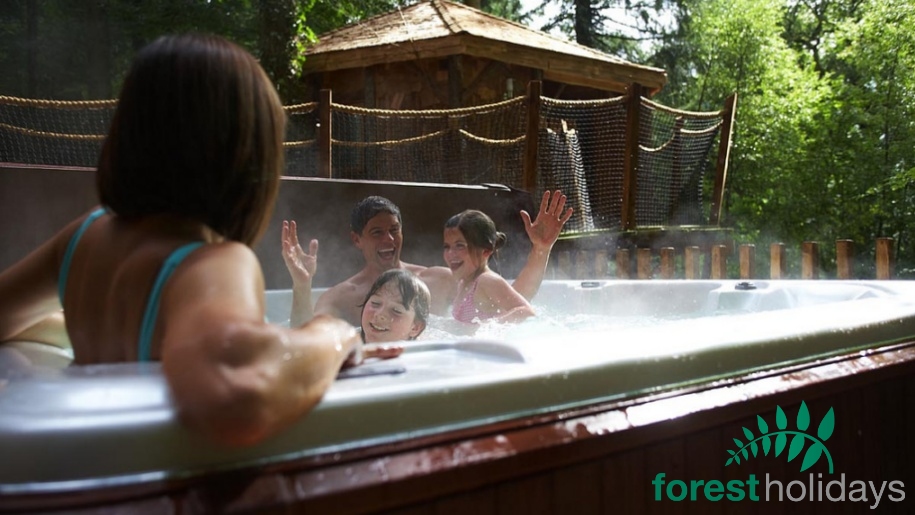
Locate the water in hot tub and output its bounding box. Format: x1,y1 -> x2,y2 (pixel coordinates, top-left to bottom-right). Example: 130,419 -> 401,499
420,306 -> 676,343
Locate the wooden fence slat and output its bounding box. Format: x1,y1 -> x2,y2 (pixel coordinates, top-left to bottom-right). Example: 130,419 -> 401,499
684,246 -> 700,279
556,237 -> 895,281
660,247 -> 675,279
801,241 -> 819,279
739,244 -> 755,280
595,250 -> 609,278
575,251 -> 590,279
770,243 -> 786,279
877,238 -> 895,280
616,249 -> 630,279
710,245 -> 727,279
637,248 -> 652,279
836,240 -> 854,279
557,251 -> 572,279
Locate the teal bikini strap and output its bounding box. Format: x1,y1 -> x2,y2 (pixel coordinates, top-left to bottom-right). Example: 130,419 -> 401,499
58,208 -> 107,304
137,242 -> 204,362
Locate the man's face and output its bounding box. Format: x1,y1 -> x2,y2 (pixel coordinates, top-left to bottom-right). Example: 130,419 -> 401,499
352,212 -> 403,271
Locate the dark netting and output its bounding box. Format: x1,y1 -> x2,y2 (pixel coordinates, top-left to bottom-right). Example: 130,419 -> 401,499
636,98 -> 723,226
330,97 -> 527,185
0,96 -> 320,176
1,92 -> 729,233
284,102 -> 319,177
539,96 -> 627,231
0,97 -> 114,168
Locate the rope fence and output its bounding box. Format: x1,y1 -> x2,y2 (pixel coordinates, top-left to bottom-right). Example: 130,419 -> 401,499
0,82 -> 737,236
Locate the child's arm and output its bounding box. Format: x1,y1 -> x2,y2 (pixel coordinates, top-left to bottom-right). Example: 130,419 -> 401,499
512,190 -> 573,300
479,273 -> 536,324
281,220 -> 318,327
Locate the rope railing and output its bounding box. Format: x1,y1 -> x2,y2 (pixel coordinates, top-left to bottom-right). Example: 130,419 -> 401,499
0,82 -> 736,239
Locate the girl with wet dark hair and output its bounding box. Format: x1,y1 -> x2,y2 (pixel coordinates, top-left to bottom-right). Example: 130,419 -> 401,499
443,210 -> 535,324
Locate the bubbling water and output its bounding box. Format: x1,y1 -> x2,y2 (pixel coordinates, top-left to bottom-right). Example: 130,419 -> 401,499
423,305 -> 678,343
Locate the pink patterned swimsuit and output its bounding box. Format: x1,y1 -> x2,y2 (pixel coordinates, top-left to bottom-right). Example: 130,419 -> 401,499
452,275 -> 494,323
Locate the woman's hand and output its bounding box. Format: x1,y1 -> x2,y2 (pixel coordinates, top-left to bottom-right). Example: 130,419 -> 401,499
282,220 -> 318,287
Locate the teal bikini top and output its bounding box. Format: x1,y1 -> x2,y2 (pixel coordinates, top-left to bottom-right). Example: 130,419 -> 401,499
58,208 -> 204,362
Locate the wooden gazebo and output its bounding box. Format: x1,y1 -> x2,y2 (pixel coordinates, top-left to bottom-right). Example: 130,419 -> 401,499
301,0 -> 667,108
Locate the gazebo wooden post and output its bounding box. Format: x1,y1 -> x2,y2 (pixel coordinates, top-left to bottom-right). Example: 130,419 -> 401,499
622,83 -> 643,230
523,80 -> 542,192
709,92 -> 737,225
318,89 -> 333,179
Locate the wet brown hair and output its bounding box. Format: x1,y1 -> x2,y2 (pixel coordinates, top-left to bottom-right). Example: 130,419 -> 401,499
96,33 -> 285,246
360,269 -> 430,341
444,209 -> 506,252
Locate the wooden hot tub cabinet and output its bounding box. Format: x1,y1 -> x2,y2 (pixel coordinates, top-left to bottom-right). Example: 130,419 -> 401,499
4,340 -> 915,514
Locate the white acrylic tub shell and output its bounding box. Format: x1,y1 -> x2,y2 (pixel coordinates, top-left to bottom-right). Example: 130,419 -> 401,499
2,280 -> 915,493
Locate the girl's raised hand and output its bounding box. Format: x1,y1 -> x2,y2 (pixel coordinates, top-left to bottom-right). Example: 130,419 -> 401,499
520,190 -> 574,251
281,220 -> 318,287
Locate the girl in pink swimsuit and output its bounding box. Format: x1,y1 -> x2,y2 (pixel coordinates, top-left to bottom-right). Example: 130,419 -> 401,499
443,210 -> 535,325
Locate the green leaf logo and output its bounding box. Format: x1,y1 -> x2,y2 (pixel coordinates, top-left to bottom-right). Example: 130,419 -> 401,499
724,401 -> 834,473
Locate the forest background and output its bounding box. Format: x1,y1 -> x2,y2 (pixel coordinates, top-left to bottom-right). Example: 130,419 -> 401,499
1,0 -> 913,278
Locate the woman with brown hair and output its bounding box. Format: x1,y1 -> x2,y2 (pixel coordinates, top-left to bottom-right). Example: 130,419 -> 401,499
0,33 -> 361,446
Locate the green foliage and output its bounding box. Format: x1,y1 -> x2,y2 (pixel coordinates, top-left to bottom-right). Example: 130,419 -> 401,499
649,0 -> 915,276
0,0 -> 401,102
2,0 -> 915,276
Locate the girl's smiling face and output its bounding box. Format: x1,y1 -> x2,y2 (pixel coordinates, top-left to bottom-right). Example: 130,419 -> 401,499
443,227 -> 489,282
361,282 -> 423,343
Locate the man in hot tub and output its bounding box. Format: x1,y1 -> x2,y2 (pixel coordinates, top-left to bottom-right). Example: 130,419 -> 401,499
281,190 -> 573,327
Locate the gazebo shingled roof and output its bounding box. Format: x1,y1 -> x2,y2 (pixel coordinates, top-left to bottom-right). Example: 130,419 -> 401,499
303,0 -> 667,95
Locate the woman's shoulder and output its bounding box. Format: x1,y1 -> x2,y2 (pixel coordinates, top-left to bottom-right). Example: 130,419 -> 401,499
168,240 -> 261,286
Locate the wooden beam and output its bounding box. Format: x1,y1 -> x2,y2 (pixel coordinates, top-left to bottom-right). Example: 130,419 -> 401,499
709,92 -> 737,225
448,55 -> 463,108
363,67 -> 375,108
621,83 -> 643,230
303,34 -> 667,94
523,80 -> 542,192
318,89 -> 332,178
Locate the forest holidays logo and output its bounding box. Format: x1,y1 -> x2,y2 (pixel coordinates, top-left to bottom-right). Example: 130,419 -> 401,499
651,401 -> 906,508
725,400 -> 833,473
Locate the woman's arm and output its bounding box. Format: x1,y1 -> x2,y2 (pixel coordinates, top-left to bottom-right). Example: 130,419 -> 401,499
0,224 -> 70,343
160,243 -> 360,447
7,312 -> 70,349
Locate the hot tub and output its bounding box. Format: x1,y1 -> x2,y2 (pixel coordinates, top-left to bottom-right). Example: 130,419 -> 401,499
3,279 -> 915,506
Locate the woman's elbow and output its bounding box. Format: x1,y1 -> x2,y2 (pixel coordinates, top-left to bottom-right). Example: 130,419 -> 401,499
172,381 -> 294,447
161,325 -> 314,447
